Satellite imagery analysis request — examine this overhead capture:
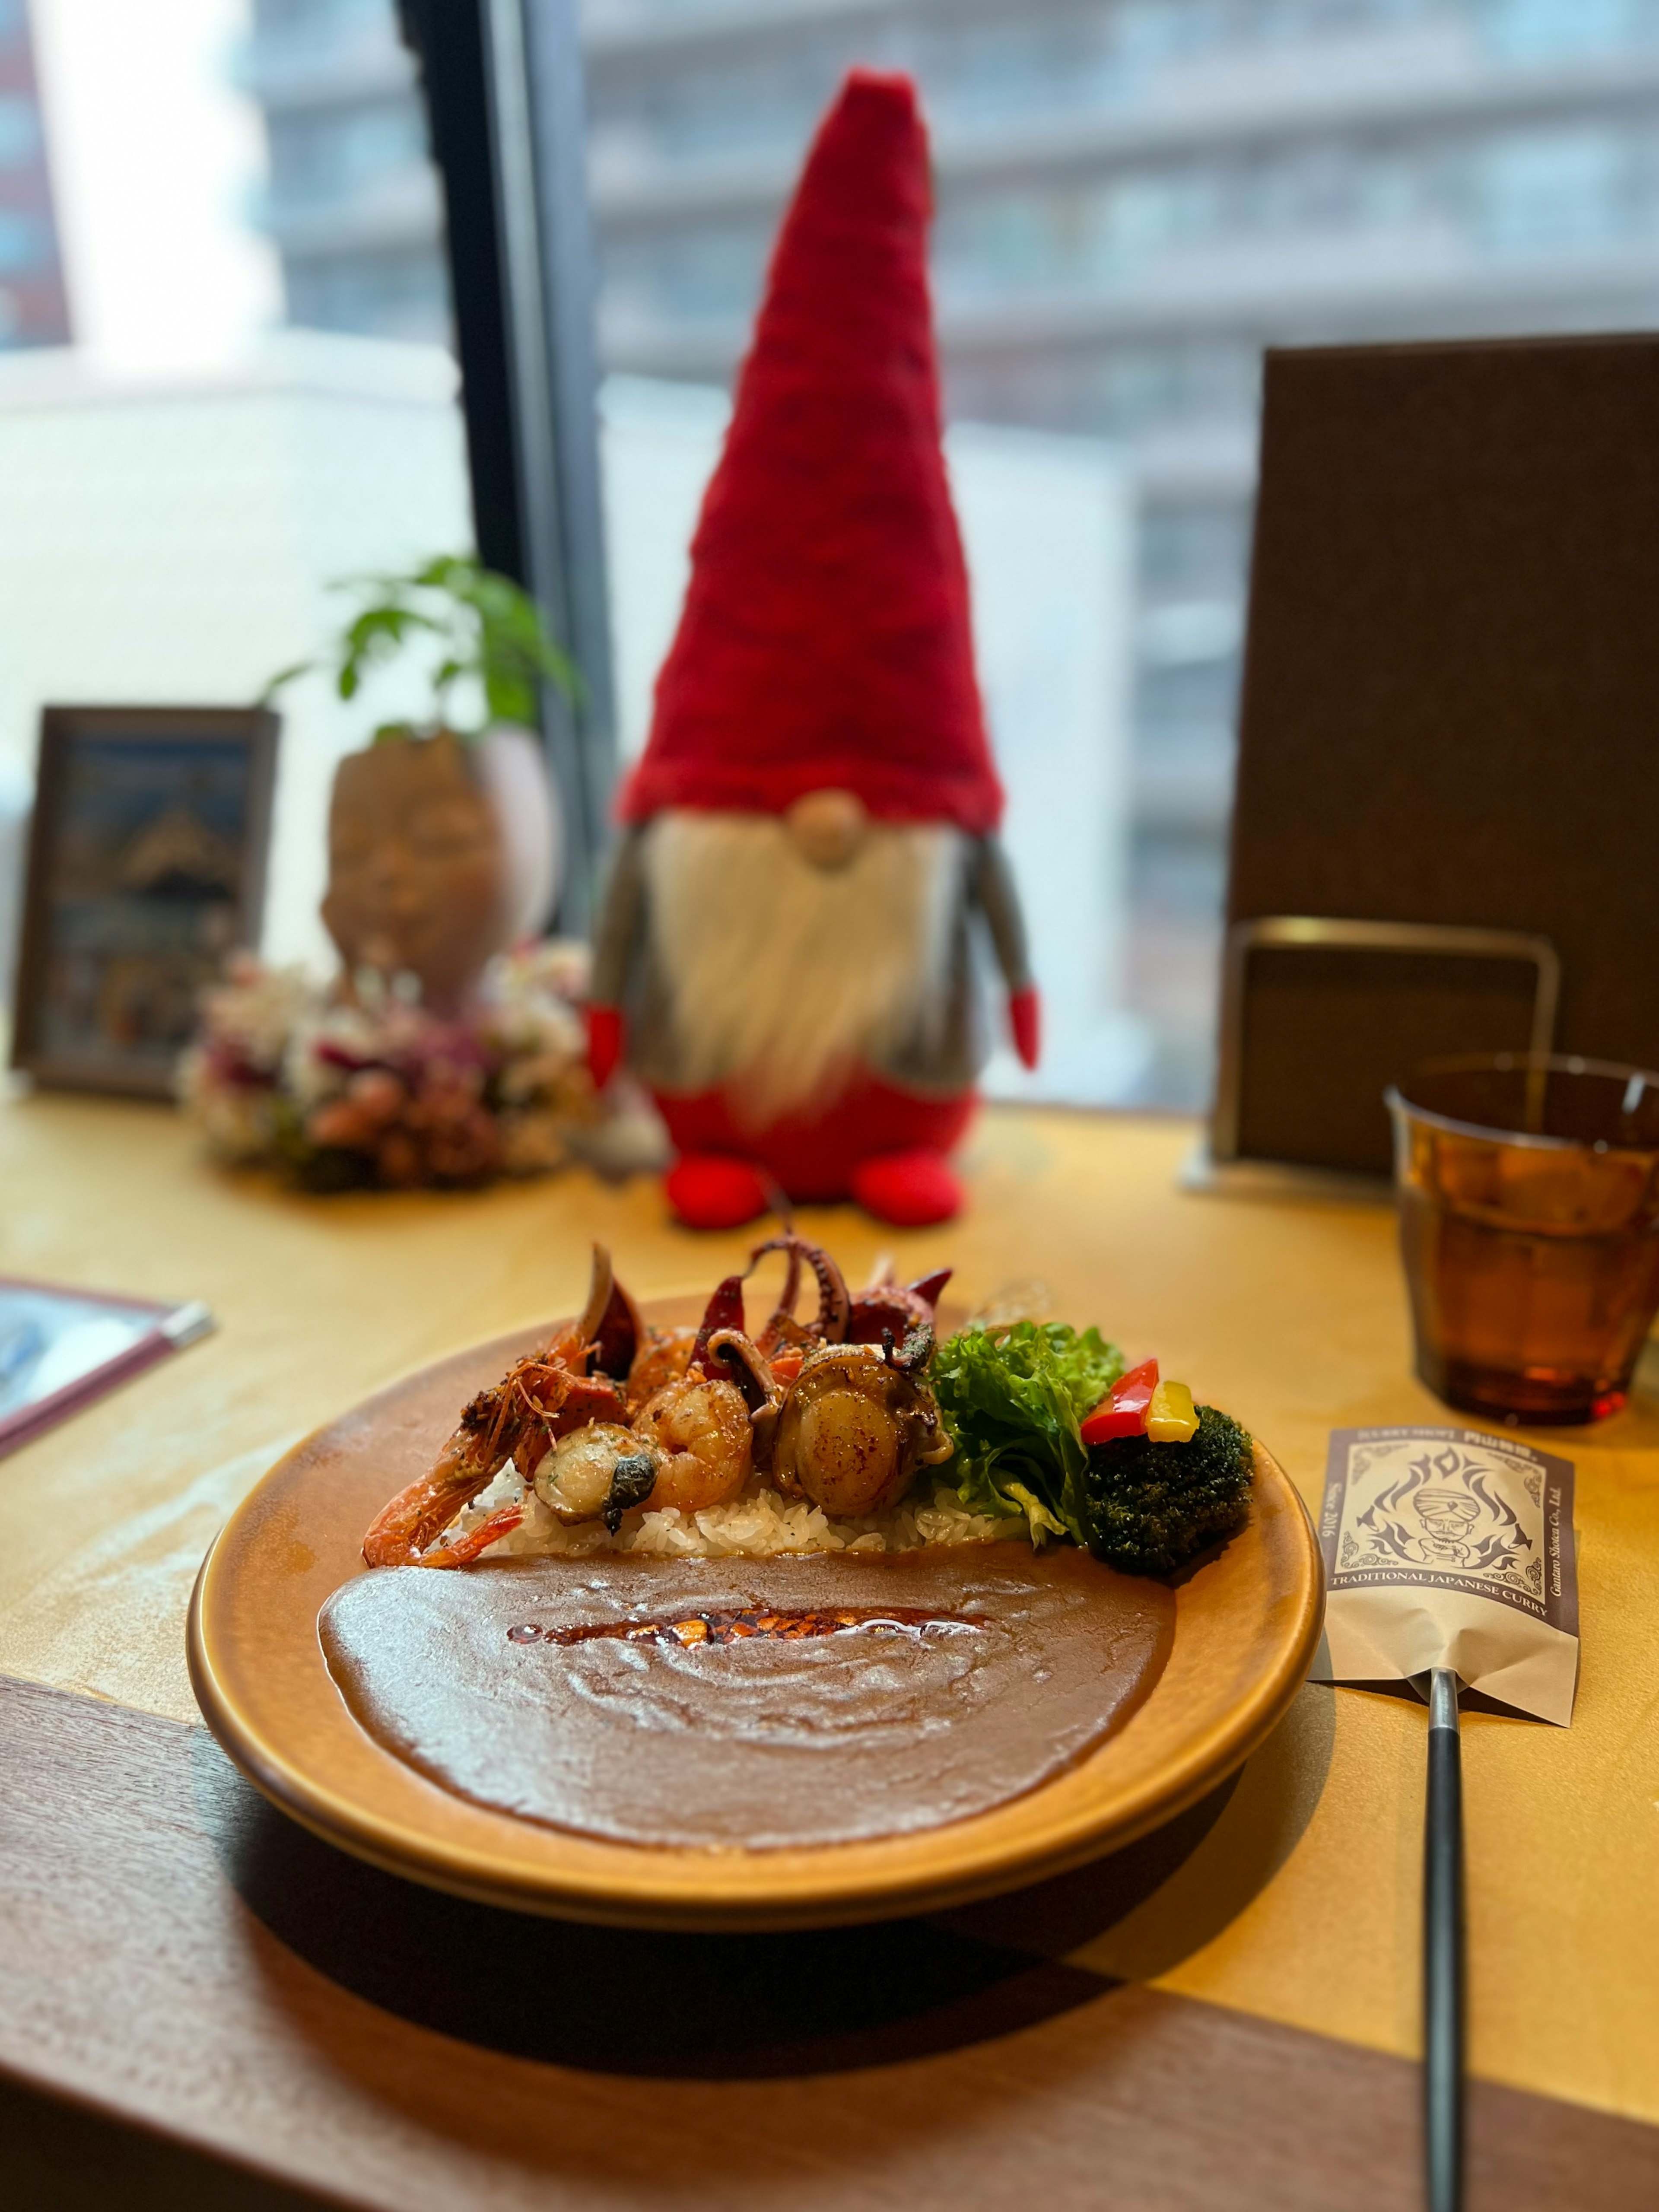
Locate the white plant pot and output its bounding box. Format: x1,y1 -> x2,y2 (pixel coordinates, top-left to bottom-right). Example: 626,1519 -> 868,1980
478,725 -> 563,942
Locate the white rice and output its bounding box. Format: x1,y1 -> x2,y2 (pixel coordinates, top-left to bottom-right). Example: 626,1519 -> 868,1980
447,1462 -> 1017,1561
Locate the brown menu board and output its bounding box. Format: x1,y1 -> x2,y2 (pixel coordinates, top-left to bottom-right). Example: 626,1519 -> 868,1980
1225,334 -> 1659,1176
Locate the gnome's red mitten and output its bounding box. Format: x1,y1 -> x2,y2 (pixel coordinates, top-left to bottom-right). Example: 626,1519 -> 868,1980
1009,985 -> 1040,1072
586,1004 -> 624,1090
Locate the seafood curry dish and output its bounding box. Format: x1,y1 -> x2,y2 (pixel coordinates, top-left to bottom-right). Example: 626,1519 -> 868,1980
321,1237 -> 1256,1850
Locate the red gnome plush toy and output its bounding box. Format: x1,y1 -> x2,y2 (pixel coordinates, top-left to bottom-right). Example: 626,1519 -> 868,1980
587,69 -> 1039,1233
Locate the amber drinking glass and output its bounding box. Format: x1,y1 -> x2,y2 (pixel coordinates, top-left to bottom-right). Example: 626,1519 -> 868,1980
1386,1055 -> 1659,1424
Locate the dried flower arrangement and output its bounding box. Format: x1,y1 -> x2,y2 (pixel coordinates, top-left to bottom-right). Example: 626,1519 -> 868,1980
179,941 -> 627,1192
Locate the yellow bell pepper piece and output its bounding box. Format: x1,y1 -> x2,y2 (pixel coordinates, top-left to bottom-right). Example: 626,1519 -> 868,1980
1147,1379 -> 1199,1443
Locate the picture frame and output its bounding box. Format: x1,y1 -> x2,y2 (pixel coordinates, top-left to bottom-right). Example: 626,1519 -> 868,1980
9,705 -> 279,1098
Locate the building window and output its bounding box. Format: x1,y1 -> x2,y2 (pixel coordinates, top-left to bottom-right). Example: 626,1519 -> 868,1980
1473,126 -> 1638,253
0,95 -> 40,170
0,209 -> 45,275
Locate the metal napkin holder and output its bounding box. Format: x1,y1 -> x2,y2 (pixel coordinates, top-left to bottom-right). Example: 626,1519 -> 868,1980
1183,916 -> 1561,1201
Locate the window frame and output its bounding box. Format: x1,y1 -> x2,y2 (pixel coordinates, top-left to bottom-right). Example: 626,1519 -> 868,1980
397,0 -> 617,931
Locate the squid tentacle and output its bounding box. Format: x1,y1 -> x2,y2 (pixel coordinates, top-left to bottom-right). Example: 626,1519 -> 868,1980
706,1327 -> 784,1471
749,1234 -> 849,1343
690,1273 -> 747,1372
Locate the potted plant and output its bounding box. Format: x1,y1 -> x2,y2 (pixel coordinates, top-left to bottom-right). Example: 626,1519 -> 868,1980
269,555 -> 578,1013
181,560 -> 612,1192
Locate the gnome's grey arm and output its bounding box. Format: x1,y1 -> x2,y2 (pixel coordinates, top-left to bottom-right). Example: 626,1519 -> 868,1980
967,835 -> 1040,1069
968,835 -> 1032,994
586,826 -> 648,1084
589,826 -> 647,1007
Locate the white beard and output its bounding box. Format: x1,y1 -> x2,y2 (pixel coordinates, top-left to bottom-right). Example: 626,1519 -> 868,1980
644,810 -> 960,1125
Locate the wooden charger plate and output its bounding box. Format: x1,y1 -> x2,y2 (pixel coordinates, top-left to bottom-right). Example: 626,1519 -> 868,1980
189,1295 -> 1324,1932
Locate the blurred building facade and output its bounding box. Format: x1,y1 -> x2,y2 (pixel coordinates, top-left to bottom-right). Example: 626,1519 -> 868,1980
241,0 -> 1659,1104
0,0 -> 70,348
241,0 -> 447,343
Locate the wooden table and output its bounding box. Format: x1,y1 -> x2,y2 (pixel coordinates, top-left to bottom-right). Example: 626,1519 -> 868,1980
3,1090 -> 1658,2209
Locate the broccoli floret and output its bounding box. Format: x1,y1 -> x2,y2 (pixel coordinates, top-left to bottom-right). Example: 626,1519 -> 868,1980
1082,1405 -> 1254,1576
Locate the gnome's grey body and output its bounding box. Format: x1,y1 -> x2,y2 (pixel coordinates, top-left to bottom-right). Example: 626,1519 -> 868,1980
590,808 -> 1032,1104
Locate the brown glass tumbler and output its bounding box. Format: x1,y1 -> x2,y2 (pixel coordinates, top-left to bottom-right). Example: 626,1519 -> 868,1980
1387,1055 -> 1659,1424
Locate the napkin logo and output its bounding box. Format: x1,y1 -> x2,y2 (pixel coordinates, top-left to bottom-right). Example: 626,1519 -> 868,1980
1320,1428 -> 1564,1622
1356,1444 -> 1533,1578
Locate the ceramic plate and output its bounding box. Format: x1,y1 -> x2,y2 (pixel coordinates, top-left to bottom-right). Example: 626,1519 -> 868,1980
188,1296 -> 1324,1931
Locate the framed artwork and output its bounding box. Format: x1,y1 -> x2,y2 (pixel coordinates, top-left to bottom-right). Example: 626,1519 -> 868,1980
10,706 -> 279,1097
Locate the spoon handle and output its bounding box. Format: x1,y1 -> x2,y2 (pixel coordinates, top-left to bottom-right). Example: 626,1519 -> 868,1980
1425,1666 -> 1464,2212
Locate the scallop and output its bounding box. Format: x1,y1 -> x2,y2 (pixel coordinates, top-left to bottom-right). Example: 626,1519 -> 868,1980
771,1344 -> 949,1518
533,1422 -> 645,1524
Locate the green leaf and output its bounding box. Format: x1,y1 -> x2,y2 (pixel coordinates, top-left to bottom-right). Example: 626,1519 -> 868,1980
413,553 -> 468,590
259,658 -> 314,705
344,606 -> 438,654
1004,1483 -> 1066,1543
264,552 -> 583,738
932,1321 -> 1125,1547
485,672 -> 535,727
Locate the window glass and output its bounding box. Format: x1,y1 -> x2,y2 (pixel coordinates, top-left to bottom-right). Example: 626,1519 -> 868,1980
1481,0 -> 1646,60
0,0 -> 467,1007
9,0 -> 1659,1113
0,92 -> 41,167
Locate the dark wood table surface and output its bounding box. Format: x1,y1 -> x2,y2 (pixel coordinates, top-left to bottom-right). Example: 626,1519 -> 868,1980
5,1672 -> 1658,2211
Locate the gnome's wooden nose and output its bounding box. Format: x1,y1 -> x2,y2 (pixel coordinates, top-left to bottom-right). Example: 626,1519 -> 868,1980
786,788 -> 869,871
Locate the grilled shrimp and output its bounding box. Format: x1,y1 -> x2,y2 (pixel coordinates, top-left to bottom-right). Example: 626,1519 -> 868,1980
631,1371 -> 753,1514
360,1241 -> 636,1567
625,1325 -> 697,1415
772,1338 -> 951,1518
362,1360 -> 623,1566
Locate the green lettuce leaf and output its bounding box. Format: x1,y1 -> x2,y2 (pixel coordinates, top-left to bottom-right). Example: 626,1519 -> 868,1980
932,1322 -> 1125,1545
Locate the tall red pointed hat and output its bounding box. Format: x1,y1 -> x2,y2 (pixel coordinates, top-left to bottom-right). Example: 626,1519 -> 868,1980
617,70 -> 1003,834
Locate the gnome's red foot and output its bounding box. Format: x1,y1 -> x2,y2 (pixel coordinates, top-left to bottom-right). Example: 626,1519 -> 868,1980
665,1153 -> 772,1231
852,1148 -> 963,1227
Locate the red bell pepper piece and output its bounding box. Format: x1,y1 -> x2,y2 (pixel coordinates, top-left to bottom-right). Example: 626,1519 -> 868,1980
1081,1358 -> 1160,1445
